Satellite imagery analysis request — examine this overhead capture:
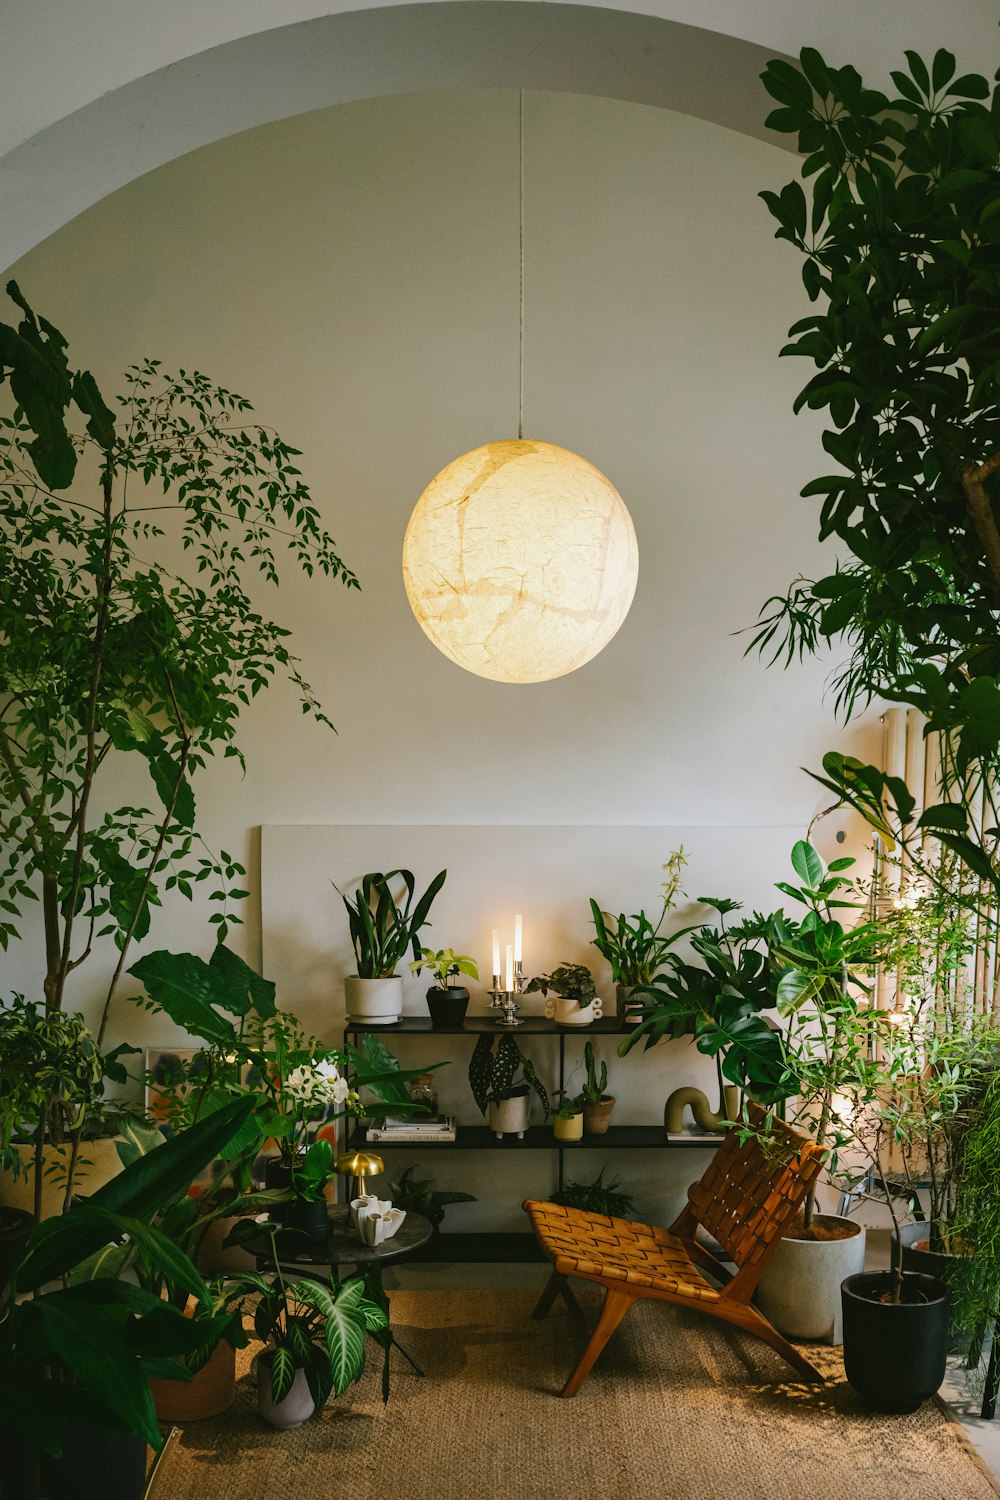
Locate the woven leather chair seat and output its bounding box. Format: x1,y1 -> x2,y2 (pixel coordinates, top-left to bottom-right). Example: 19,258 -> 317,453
525,1201 -> 721,1303
523,1105 -> 826,1397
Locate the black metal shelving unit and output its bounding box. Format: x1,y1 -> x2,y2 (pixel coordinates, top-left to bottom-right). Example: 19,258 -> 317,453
342,1014 -> 720,1263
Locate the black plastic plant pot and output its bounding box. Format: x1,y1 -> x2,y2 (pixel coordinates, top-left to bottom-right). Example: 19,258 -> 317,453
426,986 -> 470,1029
841,1270 -> 950,1413
283,1196 -> 332,1243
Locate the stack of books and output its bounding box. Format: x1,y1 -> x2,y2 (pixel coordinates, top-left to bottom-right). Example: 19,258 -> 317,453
365,1113 -> 457,1143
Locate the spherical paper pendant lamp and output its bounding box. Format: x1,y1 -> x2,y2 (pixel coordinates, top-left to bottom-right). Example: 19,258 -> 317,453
402,438 -> 638,684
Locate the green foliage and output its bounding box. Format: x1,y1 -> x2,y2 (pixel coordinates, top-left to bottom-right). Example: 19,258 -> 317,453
0,1095 -> 254,1456
525,963 -> 596,1005
335,869 -> 447,978
581,1040 -> 608,1103
949,1071 -> 1000,1386
0,282 -> 357,1022
550,1165 -> 635,1219
386,1164 -> 476,1230
590,848 -> 693,986
752,47 -> 1000,888
0,999 -> 106,1174
468,1033 -> 549,1118
409,946 -> 479,988
220,1239 -> 387,1410
618,896 -> 789,1104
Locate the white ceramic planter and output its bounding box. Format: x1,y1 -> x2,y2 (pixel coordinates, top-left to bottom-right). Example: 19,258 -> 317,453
755,1214 -> 866,1345
544,994 -> 603,1026
345,975 -> 403,1025
257,1355 -> 316,1430
488,1092 -> 531,1139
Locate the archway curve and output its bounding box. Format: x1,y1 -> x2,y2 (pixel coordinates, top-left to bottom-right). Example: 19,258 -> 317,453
2,2 -> 791,275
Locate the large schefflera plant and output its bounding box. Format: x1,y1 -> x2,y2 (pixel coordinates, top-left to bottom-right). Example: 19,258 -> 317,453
0,283 -> 357,1042
752,49 -> 1000,881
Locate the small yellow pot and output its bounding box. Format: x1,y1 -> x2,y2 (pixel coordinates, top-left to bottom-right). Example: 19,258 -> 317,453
553,1111 -> 584,1142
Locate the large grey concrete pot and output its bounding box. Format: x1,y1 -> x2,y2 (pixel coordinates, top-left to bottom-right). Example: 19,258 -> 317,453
755,1214 -> 866,1345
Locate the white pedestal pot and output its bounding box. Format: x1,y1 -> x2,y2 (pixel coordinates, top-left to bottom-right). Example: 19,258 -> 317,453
344,975 -> 403,1025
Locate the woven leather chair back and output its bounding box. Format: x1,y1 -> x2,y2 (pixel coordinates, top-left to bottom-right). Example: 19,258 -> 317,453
682,1105 -> 824,1272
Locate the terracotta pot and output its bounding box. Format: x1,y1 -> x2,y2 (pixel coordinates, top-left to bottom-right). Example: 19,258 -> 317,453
149,1340 -> 236,1422
583,1096 -> 615,1136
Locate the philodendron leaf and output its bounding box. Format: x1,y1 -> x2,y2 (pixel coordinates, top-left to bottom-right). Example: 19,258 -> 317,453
270,1345 -> 297,1404
210,942 -> 277,1018
128,949 -> 243,1043
325,1301 -> 367,1394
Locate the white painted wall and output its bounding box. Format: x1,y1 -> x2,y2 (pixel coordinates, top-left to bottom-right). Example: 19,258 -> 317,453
3,89 -> 880,1224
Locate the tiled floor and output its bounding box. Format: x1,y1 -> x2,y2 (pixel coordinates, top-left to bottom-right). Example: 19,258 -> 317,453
388,1236 -> 1000,1482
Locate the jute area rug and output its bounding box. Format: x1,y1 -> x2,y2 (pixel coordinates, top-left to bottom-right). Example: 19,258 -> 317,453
160,1288 -> 1000,1500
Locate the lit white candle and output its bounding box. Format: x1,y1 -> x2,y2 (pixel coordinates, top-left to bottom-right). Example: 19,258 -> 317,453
513,913 -> 523,964
505,943 -> 514,993
492,928 -> 501,977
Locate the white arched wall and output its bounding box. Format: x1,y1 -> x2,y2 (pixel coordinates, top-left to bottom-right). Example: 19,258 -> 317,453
3,1 -> 997,272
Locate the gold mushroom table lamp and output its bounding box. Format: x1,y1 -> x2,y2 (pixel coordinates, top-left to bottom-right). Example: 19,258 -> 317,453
334,1149 -> 385,1208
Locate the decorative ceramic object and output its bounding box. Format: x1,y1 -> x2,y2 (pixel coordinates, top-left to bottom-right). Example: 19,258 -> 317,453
257,1354 -> 315,1430
355,1206 -> 406,1246
664,1084 -> 741,1135
344,974 -> 403,1025
544,994 -> 603,1026
488,1091 -> 531,1139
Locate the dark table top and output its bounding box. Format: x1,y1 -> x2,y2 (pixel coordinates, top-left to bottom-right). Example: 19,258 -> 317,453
244,1205 -> 433,1269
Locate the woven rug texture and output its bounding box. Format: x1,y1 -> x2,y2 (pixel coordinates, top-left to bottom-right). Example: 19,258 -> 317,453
159,1287 -> 1000,1500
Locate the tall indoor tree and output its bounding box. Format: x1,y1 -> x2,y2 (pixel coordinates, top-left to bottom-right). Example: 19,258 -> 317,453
0,282 -> 358,1040
752,47 -> 1000,881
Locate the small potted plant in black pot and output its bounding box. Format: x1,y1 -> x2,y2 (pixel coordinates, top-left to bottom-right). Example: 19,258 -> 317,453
410,946 -> 479,1028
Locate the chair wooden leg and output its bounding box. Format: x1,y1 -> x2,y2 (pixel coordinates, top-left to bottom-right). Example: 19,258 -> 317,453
532,1273 -> 563,1321
561,1287 -> 633,1398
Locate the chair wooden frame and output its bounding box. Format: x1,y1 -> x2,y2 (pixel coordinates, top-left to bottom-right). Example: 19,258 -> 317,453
523,1105 -> 826,1396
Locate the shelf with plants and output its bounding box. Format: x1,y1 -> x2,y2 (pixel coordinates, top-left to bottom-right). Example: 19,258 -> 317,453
341,1015 -> 721,1261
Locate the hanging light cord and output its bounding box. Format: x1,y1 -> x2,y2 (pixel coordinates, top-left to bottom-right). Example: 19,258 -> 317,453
518,88 -> 525,442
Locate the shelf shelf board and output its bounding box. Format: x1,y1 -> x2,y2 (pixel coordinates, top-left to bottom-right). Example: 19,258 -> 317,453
346,1124 -> 719,1151
344,1015 -> 631,1036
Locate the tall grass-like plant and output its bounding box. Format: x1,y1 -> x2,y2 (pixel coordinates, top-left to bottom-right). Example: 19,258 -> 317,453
335,869 -> 446,978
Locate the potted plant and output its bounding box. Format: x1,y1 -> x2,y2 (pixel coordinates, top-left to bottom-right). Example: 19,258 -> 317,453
0,998 -> 134,1221
526,963 -> 602,1026
579,1041 -> 615,1136
335,868 -> 447,1024
590,848 -> 693,1023
552,1093 -> 585,1142
469,1033 -> 549,1138
218,1231 -> 386,1429
0,1095 -> 256,1500
550,1165 -> 635,1218
409,946 -> 479,1027
387,1164 -> 477,1232
128,942 -> 436,1241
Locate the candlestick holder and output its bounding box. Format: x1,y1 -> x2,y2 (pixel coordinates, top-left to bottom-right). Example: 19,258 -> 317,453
489,960 -> 526,1026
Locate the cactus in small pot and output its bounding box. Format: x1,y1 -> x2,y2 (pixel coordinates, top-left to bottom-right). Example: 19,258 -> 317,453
581,1041 -> 615,1136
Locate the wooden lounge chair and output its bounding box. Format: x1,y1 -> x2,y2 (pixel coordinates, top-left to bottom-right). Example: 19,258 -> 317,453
523,1105 -> 826,1396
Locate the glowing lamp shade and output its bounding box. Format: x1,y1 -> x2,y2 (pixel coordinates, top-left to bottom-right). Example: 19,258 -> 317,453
402,439 -> 638,683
